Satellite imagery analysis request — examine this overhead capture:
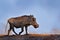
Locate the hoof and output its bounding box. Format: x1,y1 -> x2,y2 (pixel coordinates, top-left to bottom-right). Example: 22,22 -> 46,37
25,34 -> 29,35
16,34 -> 18,35
16,34 -> 19,35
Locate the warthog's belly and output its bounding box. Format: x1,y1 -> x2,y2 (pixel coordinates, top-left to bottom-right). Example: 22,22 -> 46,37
15,26 -> 23,28
13,23 -> 24,28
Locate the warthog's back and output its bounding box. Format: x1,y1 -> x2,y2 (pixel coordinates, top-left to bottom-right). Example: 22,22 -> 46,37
8,15 -> 32,27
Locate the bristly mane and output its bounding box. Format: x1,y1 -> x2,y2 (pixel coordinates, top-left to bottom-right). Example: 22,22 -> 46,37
14,15 -> 34,19
21,15 -> 33,17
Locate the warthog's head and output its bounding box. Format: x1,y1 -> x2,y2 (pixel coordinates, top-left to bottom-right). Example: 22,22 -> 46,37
29,15 -> 39,28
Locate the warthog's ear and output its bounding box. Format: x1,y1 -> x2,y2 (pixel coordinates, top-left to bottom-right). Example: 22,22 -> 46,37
32,18 -> 36,21
30,15 -> 34,17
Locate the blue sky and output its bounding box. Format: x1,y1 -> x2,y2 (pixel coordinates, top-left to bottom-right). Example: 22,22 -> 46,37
0,0 -> 60,35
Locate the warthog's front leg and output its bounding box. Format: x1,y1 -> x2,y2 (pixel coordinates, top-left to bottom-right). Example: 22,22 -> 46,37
25,26 -> 28,35
19,27 -> 24,35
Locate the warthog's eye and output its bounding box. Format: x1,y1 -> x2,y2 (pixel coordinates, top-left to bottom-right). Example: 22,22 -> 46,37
33,19 -> 35,21
33,18 -> 36,21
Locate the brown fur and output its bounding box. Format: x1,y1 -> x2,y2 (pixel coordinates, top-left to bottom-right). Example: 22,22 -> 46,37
7,15 -> 39,35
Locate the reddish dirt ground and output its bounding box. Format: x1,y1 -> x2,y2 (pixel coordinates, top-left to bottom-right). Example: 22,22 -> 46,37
0,34 -> 60,40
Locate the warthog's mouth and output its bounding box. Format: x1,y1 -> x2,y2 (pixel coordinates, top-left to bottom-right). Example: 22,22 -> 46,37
34,24 -> 39,28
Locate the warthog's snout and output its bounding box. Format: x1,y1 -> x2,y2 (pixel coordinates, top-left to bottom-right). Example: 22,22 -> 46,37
34,24 -> 39,28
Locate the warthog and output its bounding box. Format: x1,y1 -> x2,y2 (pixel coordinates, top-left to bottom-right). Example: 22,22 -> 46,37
6,15 -> 39,35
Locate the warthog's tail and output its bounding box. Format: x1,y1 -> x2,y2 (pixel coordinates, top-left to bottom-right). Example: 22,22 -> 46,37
5,21 -> 8,33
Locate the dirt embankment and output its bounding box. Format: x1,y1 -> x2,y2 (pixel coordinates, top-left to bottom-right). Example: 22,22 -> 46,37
0,34 -> 60,40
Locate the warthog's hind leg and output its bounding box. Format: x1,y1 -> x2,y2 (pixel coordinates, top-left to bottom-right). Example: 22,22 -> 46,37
8,27 -> 12,35
19,27 -> 24,35
12,28 -> 18,35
